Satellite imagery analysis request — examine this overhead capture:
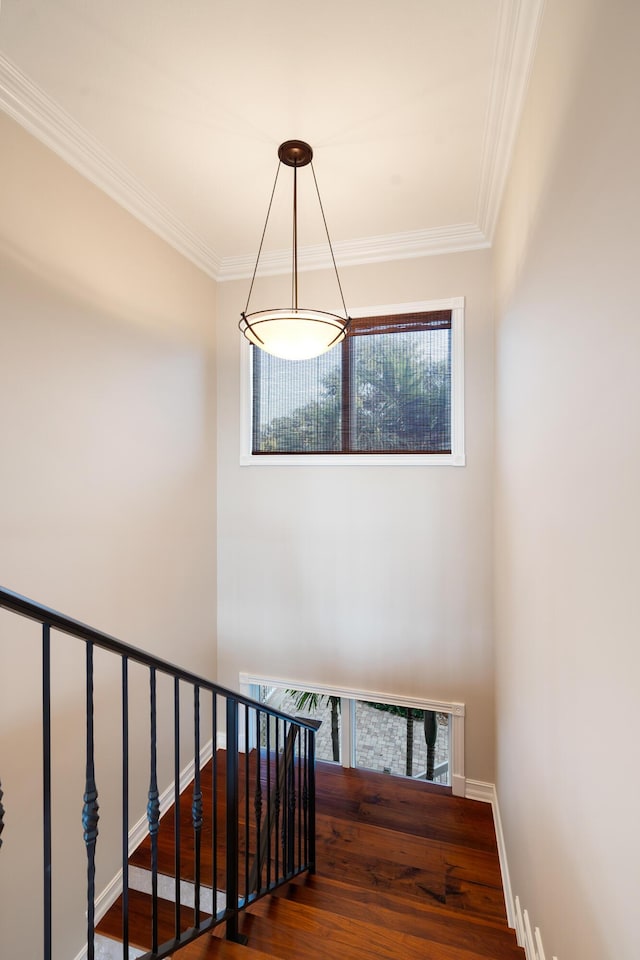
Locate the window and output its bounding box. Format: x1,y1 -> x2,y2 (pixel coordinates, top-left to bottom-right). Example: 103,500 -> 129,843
242,673 -> 466,795
241,298 -> 464,465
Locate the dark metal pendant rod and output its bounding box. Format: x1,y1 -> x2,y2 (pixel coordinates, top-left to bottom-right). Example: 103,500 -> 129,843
244,162 -> 281,316
293,162 -> 298,310
310,160 -> 349,318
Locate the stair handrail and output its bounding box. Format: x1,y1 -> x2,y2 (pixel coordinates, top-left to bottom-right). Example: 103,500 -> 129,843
0,585 -> 318,959
0,587 -> 302,714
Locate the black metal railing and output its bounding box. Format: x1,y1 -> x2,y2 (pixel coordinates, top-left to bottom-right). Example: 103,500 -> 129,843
0,586 -> 317,959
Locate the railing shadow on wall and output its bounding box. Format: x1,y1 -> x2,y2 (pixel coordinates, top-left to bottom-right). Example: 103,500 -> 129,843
0,586 -> 317,960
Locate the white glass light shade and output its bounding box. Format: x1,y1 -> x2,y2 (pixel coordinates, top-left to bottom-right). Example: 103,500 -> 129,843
239,308 -> 349,360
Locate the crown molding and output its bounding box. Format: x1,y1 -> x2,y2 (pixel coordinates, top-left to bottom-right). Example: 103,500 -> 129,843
218,223 -> 490,281
0,53 -> 222,279
476,0 -> 546,241
0,0 -> 543,282
1,50 -> 485,283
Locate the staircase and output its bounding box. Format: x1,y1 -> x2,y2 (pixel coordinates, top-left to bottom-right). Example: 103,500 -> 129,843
98,758 -> 524,960
0,587 -> 316,960
0,587 -> 523,960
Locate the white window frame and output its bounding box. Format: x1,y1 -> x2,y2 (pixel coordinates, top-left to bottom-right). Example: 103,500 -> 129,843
240,297 -> 465,466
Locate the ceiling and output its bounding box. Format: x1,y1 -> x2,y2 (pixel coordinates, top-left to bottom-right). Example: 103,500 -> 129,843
0,0 -> 543,280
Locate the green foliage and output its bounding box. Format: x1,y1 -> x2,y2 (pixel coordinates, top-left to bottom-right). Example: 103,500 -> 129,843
286,689 -> 340,762
286,689 -> 323,713
366,701 -> 424,721
259,368 -> 341,452
352,336 -> 450,451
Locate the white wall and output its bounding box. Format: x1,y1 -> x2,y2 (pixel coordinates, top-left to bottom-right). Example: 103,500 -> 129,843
493,1 -> 640,957
0,115 -> 218,959
217,250 -> 496,782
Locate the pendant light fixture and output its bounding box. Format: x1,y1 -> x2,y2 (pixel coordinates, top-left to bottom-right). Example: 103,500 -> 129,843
239,140 -> 351,361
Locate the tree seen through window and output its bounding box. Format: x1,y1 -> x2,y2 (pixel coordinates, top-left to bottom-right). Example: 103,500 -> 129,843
252,310 -> 452,455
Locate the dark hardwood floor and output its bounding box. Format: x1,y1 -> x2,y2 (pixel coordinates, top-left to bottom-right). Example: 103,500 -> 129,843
97,756 -> 524,959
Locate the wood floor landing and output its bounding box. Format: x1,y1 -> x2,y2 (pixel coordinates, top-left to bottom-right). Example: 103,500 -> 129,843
97,758 -> 524,959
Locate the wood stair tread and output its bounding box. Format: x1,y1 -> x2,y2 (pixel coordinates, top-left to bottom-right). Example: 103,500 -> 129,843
177,933 -> 280,960
315,760 -> 453,793
240,894 -> 516,960
130,793 -> 505,924
314,816 -> 507,922
273,874 -> 523,958
289,871 -> 515,932
98,758 -> 523,959
316,771 -> 499,852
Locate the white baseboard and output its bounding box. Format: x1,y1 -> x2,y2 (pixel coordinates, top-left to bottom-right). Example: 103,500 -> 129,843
451,773 -> 466,796
73,738 -> 214,960
515,896 -> 558,960
465,780 -> 514,927
464,780 -> 557,960
464,778 -> 494,803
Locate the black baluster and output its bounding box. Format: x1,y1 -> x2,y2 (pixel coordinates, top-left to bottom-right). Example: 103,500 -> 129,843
244,704 -> 249,905
0,778 -> 4,850
42,624 -> 52,960
83,642 -> 100,960
212,694 -> 218,917
266,714 -> 272,889
192,685 -> 202,928
303,728 -> 309,866
287,727 -> 296,875
281,723 -> 288,873
174,678 -> 181,940
121,657 -> 129,958
274,718 -> 280,882
147,667 -> 160,955
308,728 -> 316,875
254,710 -> 262,894
297,725 -> 302,871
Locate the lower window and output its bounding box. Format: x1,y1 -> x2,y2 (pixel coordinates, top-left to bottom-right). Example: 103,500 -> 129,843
256,685 -> 451,786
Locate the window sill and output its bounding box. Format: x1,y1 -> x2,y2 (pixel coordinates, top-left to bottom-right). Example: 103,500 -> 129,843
240,452 -> 465,466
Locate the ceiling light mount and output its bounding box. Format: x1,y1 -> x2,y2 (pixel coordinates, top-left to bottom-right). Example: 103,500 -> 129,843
239,139 -> 351,361
277,139 -> 313,167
